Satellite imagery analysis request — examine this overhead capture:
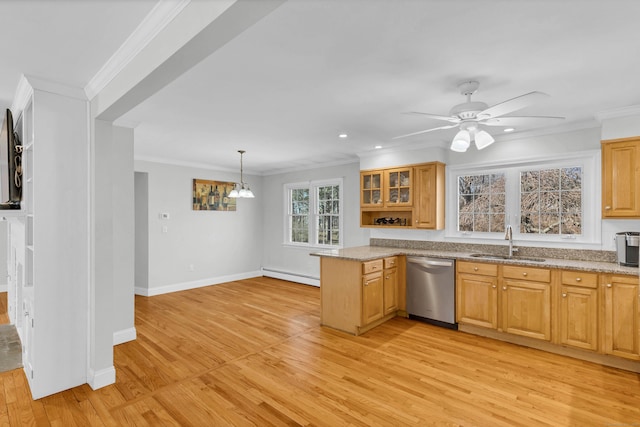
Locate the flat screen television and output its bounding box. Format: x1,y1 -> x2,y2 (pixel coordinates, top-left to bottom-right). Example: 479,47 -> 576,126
0,108 -> 22,209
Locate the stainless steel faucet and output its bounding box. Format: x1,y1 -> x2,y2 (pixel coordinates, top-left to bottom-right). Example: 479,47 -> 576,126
505,225 -> 518,258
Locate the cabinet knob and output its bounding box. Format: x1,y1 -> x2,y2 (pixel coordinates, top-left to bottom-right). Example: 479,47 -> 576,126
492,285 -> 497,289
522,272 -> 528,277
473,267 -> 479,271
562,293 -> 567,298
385,275 -> 390,280
502,286 -> 507,290
604,206 -> 611,210
606,283 -> 612,288
575,277 -> 582,282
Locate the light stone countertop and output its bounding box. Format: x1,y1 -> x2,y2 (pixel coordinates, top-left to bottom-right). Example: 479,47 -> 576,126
311,245 -> 640,276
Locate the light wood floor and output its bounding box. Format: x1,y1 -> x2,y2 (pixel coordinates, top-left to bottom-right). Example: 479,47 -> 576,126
1,278 -> 640,426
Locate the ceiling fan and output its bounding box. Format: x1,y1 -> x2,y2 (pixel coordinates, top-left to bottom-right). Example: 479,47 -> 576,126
394,81 -> 564,152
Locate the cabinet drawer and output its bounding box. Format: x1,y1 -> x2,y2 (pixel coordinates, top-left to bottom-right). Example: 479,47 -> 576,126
503,265 -> 551,283
362,259 -> 383,275
384,256 -> 398,269
561,270 -> 598,289
457,261 -> 498,276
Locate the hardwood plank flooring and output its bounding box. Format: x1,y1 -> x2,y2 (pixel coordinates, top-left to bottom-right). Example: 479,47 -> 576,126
1,278 -> 640,426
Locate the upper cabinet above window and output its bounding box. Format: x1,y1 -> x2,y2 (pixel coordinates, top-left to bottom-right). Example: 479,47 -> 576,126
602,137 -> 640,218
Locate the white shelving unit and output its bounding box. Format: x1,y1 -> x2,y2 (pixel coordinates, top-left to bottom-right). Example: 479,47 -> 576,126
7,76 -> 90,399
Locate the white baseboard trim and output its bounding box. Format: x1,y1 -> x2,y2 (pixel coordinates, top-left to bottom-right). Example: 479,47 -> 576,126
134,270 -> 264,297
261,268 -> 320,287
113,327 -> 137,345
88,366 -> 116,390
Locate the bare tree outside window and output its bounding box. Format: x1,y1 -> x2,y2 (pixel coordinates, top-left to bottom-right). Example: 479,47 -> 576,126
458,173 -> 506,232
520,167 -> 582,235
290,188 -> 309,243
317,185 -> 340,245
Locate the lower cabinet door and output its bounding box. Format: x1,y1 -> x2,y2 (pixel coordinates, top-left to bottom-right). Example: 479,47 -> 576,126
361,273 -> 384,326
502,279 -> 551,341
383,268 -> 398,315
456,273 -> 498,329
604,276 -> 640,360
559,285 -> 598,351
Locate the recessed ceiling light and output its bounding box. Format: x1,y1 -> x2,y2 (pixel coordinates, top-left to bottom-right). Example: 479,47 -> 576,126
338,133 -> 348,139
374,145 -> 382,149
504,127 -> 515,132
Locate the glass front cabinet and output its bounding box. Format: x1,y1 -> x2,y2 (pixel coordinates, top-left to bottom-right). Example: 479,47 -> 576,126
360,162 -> 445,230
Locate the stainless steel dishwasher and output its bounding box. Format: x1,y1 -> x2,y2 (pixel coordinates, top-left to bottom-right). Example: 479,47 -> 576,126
406,256 -> 457,329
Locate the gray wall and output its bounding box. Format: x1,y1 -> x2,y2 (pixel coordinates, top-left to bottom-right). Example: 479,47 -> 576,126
134,172 -> 149,291
112,126 -> 135,343
134,160 -> 263,295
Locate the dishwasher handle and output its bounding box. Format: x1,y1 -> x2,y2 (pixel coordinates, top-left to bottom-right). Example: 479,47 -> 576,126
407,257 -> 454,268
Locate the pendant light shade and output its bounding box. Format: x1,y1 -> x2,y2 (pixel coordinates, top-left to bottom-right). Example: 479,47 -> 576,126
450,130 -> 471,152
228,150 -> 254,199
474,130 -> 495,150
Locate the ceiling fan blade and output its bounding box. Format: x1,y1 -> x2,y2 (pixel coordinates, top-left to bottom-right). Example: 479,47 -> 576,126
393,124 -> 459,140
483,116 -> 565,127
478,91 -> 550,119
402,111 -> 461,123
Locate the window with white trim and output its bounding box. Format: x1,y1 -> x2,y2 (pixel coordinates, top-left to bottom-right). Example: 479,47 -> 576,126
285,179 -> 343,248
448,152 -> 597,243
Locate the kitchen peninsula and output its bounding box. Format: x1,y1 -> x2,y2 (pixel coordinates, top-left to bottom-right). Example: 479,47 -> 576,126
313,239 -> 640,373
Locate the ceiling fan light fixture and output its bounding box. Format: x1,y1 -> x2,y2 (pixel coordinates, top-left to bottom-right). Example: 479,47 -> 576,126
450,130 -> 471,152
474,130 -> 495,150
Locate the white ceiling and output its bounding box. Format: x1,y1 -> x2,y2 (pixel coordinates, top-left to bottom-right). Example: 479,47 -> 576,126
2,0 -> 640,175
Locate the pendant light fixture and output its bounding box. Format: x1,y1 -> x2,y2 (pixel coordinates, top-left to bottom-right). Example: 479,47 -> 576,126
228,150 -> 255,198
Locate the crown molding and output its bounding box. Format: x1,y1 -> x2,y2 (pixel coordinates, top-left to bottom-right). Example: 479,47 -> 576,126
595,104 -> 640,122
10,75 -> 33,116
84,0 -> 191,100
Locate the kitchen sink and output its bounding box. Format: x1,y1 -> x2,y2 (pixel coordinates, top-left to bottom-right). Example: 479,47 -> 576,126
469,253 -> 546,263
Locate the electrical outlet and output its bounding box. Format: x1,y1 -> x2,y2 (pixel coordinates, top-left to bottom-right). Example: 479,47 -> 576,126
162,226 -> 168,233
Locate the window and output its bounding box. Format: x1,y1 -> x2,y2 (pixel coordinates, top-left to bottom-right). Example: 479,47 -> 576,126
285,179 -> 343,247
520,167 -> 582,235
458,173 -> 506,233
448,152 -> 597,243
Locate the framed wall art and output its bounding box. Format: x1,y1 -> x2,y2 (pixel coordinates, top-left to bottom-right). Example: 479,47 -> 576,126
192,179 -> 237,211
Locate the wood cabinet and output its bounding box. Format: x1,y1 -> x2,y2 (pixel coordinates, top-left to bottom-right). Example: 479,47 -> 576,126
558,270 -> 599,351
603,274 -> 639,360
383,257 -> 399,315
360,162 -> 445,229
602,137 -> 640,218
320,256 -> 400,335
457,262 -> 551,341
361,260 -> 384,325
413,162 -> 445,229
501,265 -> 552,341
456,261 -> 498,329
361,170 -> 382,207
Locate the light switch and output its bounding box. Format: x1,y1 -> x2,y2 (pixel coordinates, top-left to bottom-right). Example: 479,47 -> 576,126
160,213 -> 170,219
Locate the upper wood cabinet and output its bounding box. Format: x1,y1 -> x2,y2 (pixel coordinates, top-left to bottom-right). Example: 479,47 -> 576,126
602,137 -> 640,218
361,170 -> 383,207
413,162 -> 445,229
360,162 -> 445,229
